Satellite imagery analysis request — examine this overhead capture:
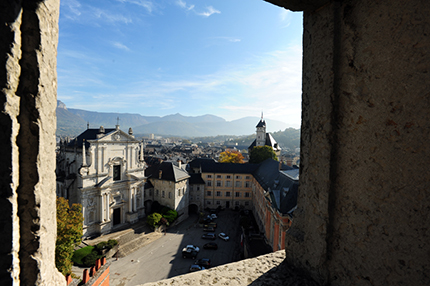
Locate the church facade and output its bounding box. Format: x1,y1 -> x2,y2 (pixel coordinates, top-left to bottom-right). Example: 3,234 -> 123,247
56,125 -> 147,237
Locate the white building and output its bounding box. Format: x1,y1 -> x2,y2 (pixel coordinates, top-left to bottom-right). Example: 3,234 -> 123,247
57,125 -> 147,237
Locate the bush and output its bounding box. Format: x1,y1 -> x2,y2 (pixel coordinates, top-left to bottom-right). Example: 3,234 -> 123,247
107,239 -> 118,249
72,246 -> 95,265
82,250 -> 101,267
163,209 -> 178,223
147,212 -> 162,228
95,241 -> 108,251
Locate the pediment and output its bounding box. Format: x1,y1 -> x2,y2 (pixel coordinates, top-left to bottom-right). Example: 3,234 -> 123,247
97,130 -> 139,143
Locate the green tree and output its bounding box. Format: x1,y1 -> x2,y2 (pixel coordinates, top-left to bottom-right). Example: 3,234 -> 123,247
56,197 -> 83,276
249,145 -> 278,164
163,209 -> 178,224
219,150 -> 244,163
147,212 -> 162,228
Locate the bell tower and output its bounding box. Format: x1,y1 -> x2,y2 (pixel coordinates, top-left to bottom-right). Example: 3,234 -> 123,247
256,112 -> 266,147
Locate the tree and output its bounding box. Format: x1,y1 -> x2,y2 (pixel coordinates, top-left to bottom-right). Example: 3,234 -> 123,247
219,150 -> 244,163
249,145 -> 278,164
56,197 -> 83,276
147,212 -> 162,228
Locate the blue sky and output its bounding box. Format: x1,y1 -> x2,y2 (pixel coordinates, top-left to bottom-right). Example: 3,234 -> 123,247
57,0 -> 303,128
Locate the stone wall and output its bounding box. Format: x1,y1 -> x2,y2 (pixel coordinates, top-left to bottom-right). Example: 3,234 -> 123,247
266,0 -> 430,285
0,1 -> 65,284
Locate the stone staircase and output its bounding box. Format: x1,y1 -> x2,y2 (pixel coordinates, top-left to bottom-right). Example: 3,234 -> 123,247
116,231 -> 163,258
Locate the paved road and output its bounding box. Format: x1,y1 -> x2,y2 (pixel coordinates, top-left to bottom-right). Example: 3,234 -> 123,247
109,209 -> 241,286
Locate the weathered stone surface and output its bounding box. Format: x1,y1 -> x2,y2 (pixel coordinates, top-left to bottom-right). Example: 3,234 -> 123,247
286,1 -> 430,285
0,0 -> 64,284
138,250 -> 318,286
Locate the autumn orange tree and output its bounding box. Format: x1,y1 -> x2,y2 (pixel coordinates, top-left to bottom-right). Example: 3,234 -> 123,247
219,150 -> 244,163
56,197 -> 83,276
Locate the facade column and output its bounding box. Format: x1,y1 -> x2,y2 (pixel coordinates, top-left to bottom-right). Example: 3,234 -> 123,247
105,194 -> 109,221
133,188 -> 137,212
99,195 -> 104,222
129,188 -> 133,212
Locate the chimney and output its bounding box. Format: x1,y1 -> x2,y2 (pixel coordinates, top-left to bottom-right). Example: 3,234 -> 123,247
177,159 -> 181,169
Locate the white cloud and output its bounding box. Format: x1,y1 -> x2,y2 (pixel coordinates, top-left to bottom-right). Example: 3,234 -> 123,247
196,6 -> 220,17
176,0 -> 195,11
92,7 -> 132,24
112,42 -> 130,51
116,0 -> 154,13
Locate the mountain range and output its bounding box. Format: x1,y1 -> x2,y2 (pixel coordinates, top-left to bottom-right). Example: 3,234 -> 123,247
56,100 -> 291,138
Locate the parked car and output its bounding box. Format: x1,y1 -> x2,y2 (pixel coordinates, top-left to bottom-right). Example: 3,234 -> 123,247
201,233 -> 216,240
203,242 -> 218,250
203,217 -> 212,224
189,264 -> 205,272
203,227 -> 215,232
182,245 -> 200,253
204,222 -> 217,229
218,232 -> 229,241
194,258 -> 211,268
182,248 -> 198,259
210,213 -> 217,219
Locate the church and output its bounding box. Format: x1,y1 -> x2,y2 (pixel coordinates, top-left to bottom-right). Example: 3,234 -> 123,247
248,115 -> 282,157
56,124 -> 147,237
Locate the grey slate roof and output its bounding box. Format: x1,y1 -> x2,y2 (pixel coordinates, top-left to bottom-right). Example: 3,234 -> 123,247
252,158 -> 298,215
148,161 -> 190,182
256,119 -> 266,128
68,128 -> 116,148
248,133 -> 281,151
188,158 -> 259,174
189,173 -> 206,185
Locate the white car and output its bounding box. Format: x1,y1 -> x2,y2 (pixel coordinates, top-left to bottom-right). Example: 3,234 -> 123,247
183,245 -> 200,253
210,214 -> 217,219
218,233 -> 229,241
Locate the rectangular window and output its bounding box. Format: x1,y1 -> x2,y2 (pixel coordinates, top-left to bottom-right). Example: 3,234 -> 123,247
169,192 -> 172,198
156,190 -> 159,196
245,192 -> 250,198
235,181 -> 242,188
207,181 -> 212,187
207,201 -> 211,205
226,192 -> 231,197
216,201 -> 220,205
235,192 -> 240,197
162,191 -> 165,198
235,201 -> 240,206
178,189 -> 181,196
245,182 -> 250,188
216,175 -> 222,179
207,175 -> 212,178
197,186 -> 200,191
245,176 -> 250,179
190,196 -> 193,200
216,191 -> 221,197
235,175 -> 241,180
225,181 -> 231,187
149,189 -> 153,196
113,165 -> 121,181
226,175 -> 231,179
207,191 -> 212,196
245,201 -> 249,206
216,181 -> 222,187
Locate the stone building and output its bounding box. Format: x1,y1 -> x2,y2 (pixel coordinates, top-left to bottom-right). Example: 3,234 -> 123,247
56,125 -> 147,237
145,161 -> 190,221
1,1 -> 429,285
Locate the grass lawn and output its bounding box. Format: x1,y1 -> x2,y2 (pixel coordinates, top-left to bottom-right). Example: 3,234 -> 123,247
72,246 -> 94,265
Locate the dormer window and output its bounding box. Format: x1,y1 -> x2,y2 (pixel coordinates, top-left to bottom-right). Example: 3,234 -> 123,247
113,165 -> 121,181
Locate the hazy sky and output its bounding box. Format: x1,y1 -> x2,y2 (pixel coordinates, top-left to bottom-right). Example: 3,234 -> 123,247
57,0 -> 303,128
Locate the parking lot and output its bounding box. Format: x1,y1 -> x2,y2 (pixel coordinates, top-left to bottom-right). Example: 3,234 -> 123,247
110,208 -> 242,285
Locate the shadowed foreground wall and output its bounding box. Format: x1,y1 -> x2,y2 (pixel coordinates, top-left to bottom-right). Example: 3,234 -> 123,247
0,1 -> 65,284
265,0 -> 430,285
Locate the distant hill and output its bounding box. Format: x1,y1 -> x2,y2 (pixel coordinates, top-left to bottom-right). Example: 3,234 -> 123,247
56,100 -> 291,137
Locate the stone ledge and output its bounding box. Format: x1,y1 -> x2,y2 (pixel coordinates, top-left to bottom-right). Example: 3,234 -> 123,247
138,250 -> 319,286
